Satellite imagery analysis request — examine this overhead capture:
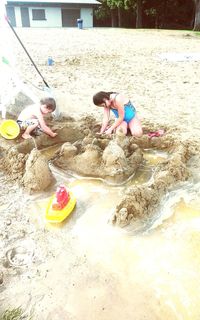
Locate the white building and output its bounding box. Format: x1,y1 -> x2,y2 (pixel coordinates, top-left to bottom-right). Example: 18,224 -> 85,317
6,0 -> 100,28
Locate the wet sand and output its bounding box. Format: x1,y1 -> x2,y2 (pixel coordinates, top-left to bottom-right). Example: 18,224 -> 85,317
0,28 -> 200,319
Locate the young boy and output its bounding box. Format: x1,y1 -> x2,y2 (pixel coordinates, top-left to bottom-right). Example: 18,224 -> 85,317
17,97 -> 58,139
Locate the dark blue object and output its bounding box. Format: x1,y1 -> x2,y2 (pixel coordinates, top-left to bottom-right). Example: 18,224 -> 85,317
77,19 -> 83,29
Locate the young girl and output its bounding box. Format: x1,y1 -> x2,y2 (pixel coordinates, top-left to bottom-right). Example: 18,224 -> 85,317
93,91 -> 143,136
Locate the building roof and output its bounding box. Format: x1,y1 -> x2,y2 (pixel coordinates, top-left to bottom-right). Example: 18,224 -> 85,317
7,0 -> 100,4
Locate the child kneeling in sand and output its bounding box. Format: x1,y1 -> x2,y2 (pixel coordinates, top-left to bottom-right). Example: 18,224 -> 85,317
17,97 -> 58,139
93,91 -> 143,136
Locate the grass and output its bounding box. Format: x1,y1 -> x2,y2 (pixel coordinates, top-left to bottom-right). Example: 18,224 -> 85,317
0,307 -> 33,320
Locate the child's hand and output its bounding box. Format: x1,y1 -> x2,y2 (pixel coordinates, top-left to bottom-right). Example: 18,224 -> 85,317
51,132 -> 58,138
105,127 -> 113,134
96,131 -> 105,135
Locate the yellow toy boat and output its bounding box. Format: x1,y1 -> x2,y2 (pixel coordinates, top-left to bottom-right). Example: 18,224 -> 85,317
46,191 -> 76,223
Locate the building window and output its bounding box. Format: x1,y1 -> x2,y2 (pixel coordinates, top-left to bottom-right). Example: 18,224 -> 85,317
32,9 -> 46,20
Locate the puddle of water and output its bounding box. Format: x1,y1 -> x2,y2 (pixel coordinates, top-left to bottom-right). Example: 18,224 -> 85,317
126,166 -> 153,186
40,144 -> 62,161
32,147 -> 169,233
143,149 -> 169,166
146,181 -> 200,232
5,147 -> 200,319
173,198 -> 200,220
70,193 -> 200,319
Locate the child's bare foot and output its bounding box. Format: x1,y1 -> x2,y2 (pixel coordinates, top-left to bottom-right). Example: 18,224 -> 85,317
22,133 -> 32,139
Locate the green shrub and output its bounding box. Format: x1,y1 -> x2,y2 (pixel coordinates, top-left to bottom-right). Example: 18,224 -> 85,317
0,307 -> 33,320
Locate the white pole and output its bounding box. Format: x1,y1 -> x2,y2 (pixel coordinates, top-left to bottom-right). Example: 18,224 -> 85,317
0,0 -> 13,118
0,2 -> 39,119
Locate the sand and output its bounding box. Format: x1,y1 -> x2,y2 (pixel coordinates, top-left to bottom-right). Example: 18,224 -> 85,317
0,28 -> 200,319
7,28 -> 199,139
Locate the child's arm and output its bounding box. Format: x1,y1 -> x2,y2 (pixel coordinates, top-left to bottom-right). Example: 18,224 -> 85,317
105,100 -> 124,134
37,113 -> 57,137
99,107 -> 110,134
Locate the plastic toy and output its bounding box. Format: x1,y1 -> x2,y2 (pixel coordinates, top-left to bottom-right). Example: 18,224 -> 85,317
0,119 -> 20,140
46,185 -> 76,223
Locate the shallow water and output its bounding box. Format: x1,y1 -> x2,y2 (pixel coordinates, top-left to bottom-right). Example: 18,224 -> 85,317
1,149 -> 200,319
40,150 -> 200,317
32,172 -> 200,319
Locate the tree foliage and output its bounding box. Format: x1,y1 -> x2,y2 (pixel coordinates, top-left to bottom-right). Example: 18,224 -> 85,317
95,0 -> 111,19
94,0 -> 197,30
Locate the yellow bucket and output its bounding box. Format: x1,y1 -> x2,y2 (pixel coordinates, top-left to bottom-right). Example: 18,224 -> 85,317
0,119 -> 20,140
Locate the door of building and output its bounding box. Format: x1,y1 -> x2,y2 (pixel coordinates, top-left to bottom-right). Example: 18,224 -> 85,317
6,6 -> 16,27
21,7 -> 30,27
62,9 -> 80,27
